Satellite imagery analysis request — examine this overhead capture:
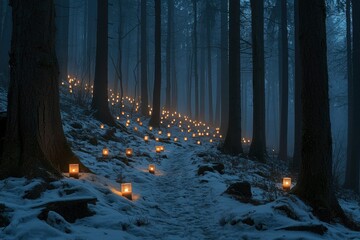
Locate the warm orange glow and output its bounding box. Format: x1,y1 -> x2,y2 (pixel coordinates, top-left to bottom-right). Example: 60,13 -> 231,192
158,130 -> 162,135
174,137 -> 178,142
125,148 -> 133,157
210,139 -> 213,143
160,146 -> 165,151
69,164 -> 79,178
144,135 -> 149,142
121,183 -> 132,200
149,126 -> 153,131
155,146 -> 162,153
184,137 -> 188,141
149,164 -> 155,174
155,137 -> 159,142
197,140 -> 201,145
167,133 -> 171,138
102,148 -> 109,157
100,124 -> 104,129
282,177 -> 292,191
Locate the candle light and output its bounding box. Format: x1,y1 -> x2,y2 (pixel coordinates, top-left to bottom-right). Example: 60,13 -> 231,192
282,177 -> 292,191
155,146 -> 162,153
149,164 -> 155,174
125,148 -> 133,157
69,164 -> 79,178
144,135 -> 149,142
167,133 -> 171,138
102,148 -> 109,157
121,183 -> 132,200
100,124 -> 104,129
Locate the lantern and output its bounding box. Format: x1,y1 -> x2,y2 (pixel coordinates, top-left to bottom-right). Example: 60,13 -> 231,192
155,146 -> 162,153
210,139 -> 213,143
149,164 -> 155,174
155,137 -> 159,142
121,183 -> 132,200
69,164 -> 79,178
184,137 -> 188,141
197,140 -> 201,145
160,146 -> 165,152
100,124 -> 105,129
282,177 -> 291,191
158,130 -> 162,135
167,133 -> 171,138
149,126 -> 153,131
192,133 -> 196,138
139,122 -> 143,126
144,135 -> 149,142
102,148 -> 109,157
125,148 -> 133,157
134,126 -> 138,131
137,117 -> 140,122
174,137 -> 178,142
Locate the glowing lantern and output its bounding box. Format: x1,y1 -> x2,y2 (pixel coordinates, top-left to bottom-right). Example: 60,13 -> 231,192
102,148 -> 109,157
149,126 -> 153,131
144,135 -> 149,142
149,164 -> 155,174
69,164 -> 79,178
134,126 -> 138,131
192,133 -> 196,138
160,146 -> 165,152
197,140 -> 201,145
184,137 -> 188,141
139,122 -> 143,126
137,118 -> 140,122
155,146 -> 162,153
100,124 -> 105,129
121,183 -> 132,200
210,139 -> 213,143
158,130 -> 162,135
174,137 -> 178,142
125,148 -> 133,157
167,133 -> 171,138
282,177 -> 292,191
116,116 -> 120,120
155,137 -> 159,142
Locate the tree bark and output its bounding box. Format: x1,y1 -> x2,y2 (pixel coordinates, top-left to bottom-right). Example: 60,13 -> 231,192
149,0 -> 161,128
223,0 -> 243,155
1,0 -> 87,179
55,0 -> 70,82
220,0 -> 229,136
193,0 -> 199,120
249,0 -> 266,162
293,0 -> 347,224
344,0 -> 359,192
141,0 -> 148,116
206,1 -> 213,124
165,0 -> 172,111
292,0 -> 301,171
278,0 -> 288,162
91,0 -> 115,126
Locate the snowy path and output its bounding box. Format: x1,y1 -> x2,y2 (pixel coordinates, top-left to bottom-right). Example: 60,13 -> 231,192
143,146 -> 235,240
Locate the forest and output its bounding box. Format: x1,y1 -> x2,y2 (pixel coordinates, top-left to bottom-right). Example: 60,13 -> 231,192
0,0 -> 359,239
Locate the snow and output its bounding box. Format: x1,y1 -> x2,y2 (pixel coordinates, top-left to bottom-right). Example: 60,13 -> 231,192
0,86 -> 359,239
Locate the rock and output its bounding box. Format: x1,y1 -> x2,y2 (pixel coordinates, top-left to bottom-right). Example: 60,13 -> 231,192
103,128 -> 117,141
279,224 -> 328,235
45,211 -> 72,233
0,204 -> 11,228
225,181 -> 252,201
274,204 -> 299,220
70,122 -> 83,129
197,166 -> 214,175
241,217 -> 255,226
212,163 -> 225,174
37,198 -> 97,223
23,182 -> 50,200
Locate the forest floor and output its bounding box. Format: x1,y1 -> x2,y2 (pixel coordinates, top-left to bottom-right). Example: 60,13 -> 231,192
0,86 -> 360,239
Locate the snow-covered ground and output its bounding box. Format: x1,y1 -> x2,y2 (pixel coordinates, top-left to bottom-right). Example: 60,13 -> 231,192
0,86 -> 359,240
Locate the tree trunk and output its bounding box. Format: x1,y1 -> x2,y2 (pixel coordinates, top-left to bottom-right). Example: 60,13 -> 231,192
223,0 -> 243,155
278,0 -> 288,162
149,0 -> 161,128
91,0 -> 115,126
55,0 -> 69,83
293,0 -> 347,224
141,0 -> 148,116
292,0 -> 301,171
86,0 -> 96,85
220,0 -> 229,136
249,0 -> 266,162
165,0 -> 172,111
344,0 -> 359,192
1,0 -> 87,179
171,5 -> 178,111
199,24 -> 205,121
193,0 -> 199,120
215,47 -> 221,126
206,1 -> 213,124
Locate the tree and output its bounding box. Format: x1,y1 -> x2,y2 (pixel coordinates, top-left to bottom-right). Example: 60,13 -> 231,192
91,0 -> 115,126
223,0 -> 243,155
220,0 -> 229,136
0,0 -> 87,179
193,0 -> 199,120
141,0 -> 149,116
278,0 -> 288,162
344,0 -> 359,192
293,0 -> 351,225
249,0 -> 266,162
206,1 -> 214,124
292,0 -> 301,171
55,0 -> 69,83
149,0 -> 161,128
165,0 -> 173,111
